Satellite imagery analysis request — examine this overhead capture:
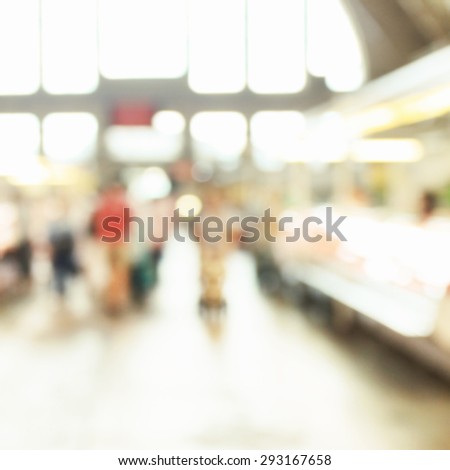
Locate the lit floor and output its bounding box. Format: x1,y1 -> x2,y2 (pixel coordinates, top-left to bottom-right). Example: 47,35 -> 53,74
0,240 -> 450,449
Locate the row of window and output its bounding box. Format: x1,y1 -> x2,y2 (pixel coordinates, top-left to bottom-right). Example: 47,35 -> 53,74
0,0 -> 366,95
0,112 -> 421,178
0,113 -> 97,173
0,111 -> 308,172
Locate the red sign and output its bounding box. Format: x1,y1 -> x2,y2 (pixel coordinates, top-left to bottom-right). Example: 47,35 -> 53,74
112,102 -> 155,126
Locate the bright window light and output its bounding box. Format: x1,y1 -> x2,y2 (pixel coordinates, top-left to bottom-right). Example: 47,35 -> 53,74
43,113 -> 98,164
190,112 -> 247,167
307,0 -> 366,92
152,111 -> 186,136
188,0 -> 246,93
0,0 -> 39,95
308,111 -> 349,162
306,0 -> 329,78
251,111 -> 305,170
42,0 -> 98,94
105,126 -> 184,163
248,0 -> 306,94
99,0 -> 187,79
324,3 -> 366,93
0,114 -> 40,175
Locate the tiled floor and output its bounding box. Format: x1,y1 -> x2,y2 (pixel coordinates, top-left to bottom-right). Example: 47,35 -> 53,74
0,240 -> 449,449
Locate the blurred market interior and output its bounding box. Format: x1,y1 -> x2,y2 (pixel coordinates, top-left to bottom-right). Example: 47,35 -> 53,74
2,0 -> 450,450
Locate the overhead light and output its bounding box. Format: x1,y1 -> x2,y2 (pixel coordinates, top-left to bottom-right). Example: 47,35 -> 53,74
348,107 -> 396,137
401,86 -> 450,120
346,85 -> 450,138
105,125 -> 183,163
351,139 -> 423,162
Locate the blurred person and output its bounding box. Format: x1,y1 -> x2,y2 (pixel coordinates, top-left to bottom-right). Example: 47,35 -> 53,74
199,244 -> 227,313
131,198 -> 170,305
48,201 -> 79,297
8,239 -> 32,287
129,243 -> 154,306
348,186 -> 371,209
198,188 -> 232,314
147,197 -> 173,278
128,206 -> 155,307
418,190 -> 438,225
12,192 -> 32,286
2,195 -> 33,290
92,183 -> 131,314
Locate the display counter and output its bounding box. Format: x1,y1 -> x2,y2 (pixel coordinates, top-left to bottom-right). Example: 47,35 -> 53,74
267,206 -> 450,379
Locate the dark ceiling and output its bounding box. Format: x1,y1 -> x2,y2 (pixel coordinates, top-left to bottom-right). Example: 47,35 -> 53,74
346,0 -> 450,79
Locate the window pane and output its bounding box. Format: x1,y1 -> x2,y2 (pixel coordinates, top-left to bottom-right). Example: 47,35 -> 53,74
99,0 -> 187,79
190,112 -> 247,167
0,0 -> 39,95
306,0 -> 329,78
0,114 -> 40,175
324,1 -> 366,93
308,112 -> 348,162
43,113 -> 98,164
307,0 -> 366,92
152,111 -> 186,136
251,111 -> 305,170
248,0 -> 306,94
42,0 -> 98,94
188,0 -> 246,94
